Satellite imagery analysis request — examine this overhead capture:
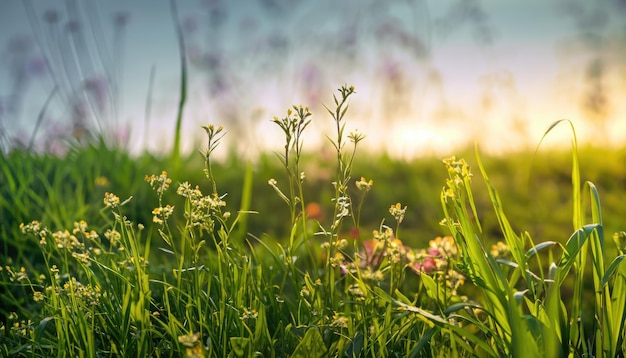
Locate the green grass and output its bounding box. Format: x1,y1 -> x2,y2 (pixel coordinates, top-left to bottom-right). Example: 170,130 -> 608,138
1,86 -> 626,357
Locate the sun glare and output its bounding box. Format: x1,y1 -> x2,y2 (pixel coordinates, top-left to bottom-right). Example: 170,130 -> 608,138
388,123 -> 457,158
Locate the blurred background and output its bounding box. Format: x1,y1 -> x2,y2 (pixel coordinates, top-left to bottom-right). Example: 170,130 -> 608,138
1,0 -> 625,158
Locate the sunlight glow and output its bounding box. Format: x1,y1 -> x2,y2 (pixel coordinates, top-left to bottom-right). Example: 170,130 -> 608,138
387,123 -> 460,159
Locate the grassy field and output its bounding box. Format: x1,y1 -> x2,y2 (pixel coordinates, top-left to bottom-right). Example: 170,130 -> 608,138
2,86 -> 626,356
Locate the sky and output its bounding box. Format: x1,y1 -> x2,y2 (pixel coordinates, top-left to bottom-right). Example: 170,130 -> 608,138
0,0 -> 625,158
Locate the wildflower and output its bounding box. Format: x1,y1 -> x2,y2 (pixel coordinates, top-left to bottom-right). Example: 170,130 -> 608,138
21,220 -> 50,239
33,291 -> 44,303
429,236 -> 457,257
72,278 -> 101,305
490,241 -> 510,258
372,227 -> 394,242
388,242 -> 406,263
152,205 -> 175,224
330,252 -> 345,268
72,251 -> 91,265
145,171 -> 172,194
94,176 -> 109,187
104,229 -> 121,247
411,257 -> 436,275
300,285 -> 311,298
10,318 -> 31,337
4,266 -> 29,282
335,238 -> 348,250
331,312 -> 349,328
241,308 -> 258,320
207,193 -> 226,208
73,220 -> 88,234
348,284 -> 364,299
389,203 -> 407,223
443,185 -> 456,200
184,344 -> 207,358
20,220 -> 40,234
177,182 -> 202,200
178,331 -> 201,348
355,177 -> 373,192
361,268 -> 384,282
442,157 -> 472,197
104,192 -> 120,208
51,230 -> 83,251
201,124 -> 224,136
86,230 -> 99,241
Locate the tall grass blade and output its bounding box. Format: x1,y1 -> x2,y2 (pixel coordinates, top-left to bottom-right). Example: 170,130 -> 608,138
142,65 -> 156,150
170,0 -> 187,164
28,87 -> 57,151
232,163 -> 254,243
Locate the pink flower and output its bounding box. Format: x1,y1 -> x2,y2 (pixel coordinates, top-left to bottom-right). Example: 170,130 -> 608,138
411,257 -> 437,275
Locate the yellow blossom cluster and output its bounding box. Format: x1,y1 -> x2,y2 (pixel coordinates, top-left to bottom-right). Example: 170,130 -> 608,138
175,180 -> 229,232
145,171 -> 172,195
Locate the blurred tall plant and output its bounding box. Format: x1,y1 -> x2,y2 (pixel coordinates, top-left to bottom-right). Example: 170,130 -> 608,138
0,1 -> 130,153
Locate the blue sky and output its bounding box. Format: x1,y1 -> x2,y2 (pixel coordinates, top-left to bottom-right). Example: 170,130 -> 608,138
1,0 -> 624,157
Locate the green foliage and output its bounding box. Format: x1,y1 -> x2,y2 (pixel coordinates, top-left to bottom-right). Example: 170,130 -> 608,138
1,87 -> 626,356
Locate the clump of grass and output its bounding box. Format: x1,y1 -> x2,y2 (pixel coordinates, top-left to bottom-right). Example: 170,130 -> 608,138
1,87 -> 625,357
408,120 -> 626,357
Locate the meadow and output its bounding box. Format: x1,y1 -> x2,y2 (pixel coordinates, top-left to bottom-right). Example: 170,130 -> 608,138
2,85 -> 626,357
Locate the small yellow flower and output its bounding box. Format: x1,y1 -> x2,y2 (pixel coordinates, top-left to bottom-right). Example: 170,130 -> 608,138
490,241 -> 510,258
103,192 -> 120,208
33,291 -> 44,303
331,312 -> 349,328
104,229 -> 121,246
389,203 -> 407,223
185,344 -> 206,358
145,171 -> 172,194
355,177 -> 374,192
152,205 -> 174,224
178,331 -> 201,348
94,176 -> 109,187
